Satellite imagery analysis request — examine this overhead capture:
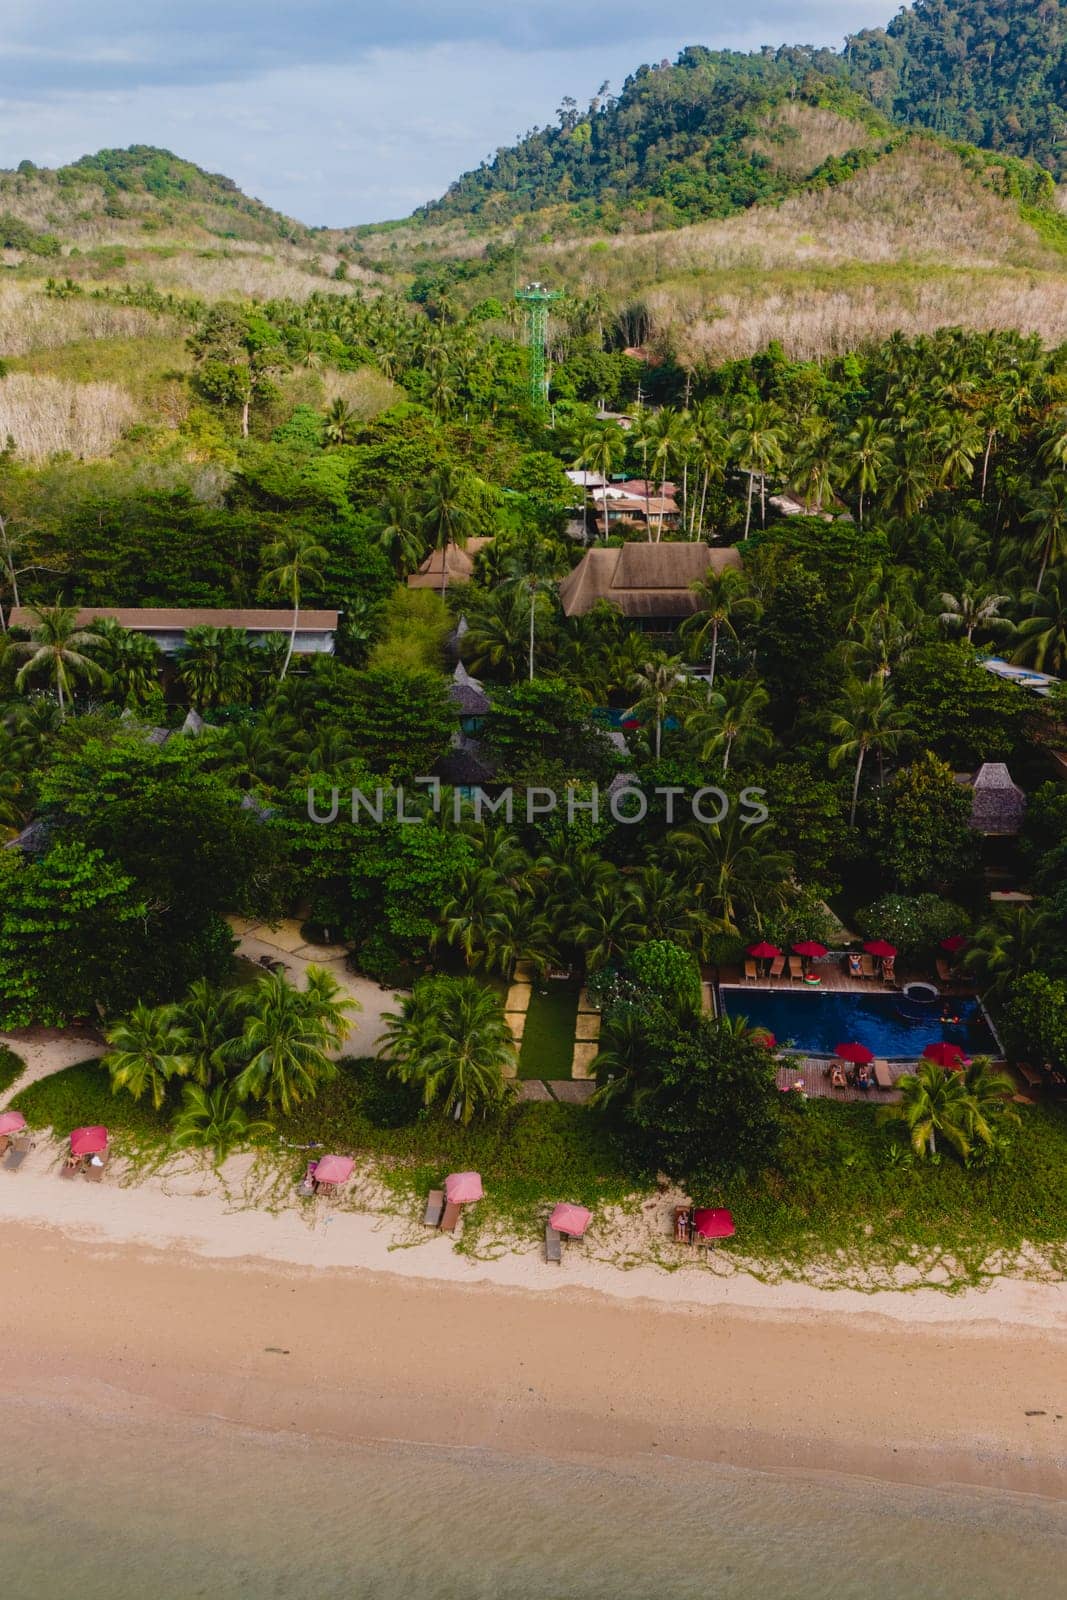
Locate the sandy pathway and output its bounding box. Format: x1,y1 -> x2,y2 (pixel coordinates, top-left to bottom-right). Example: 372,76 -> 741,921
0,1027 -> 105,1109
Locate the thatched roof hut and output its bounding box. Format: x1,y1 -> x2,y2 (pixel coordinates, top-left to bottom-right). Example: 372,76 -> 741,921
558,542 -> 742,620
966,763 -> 1027,836
449,662 -> 490,717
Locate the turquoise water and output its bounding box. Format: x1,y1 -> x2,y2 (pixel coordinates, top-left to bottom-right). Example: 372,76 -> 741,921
0,1396 -> 1064,1599
720,986 -> 999,1059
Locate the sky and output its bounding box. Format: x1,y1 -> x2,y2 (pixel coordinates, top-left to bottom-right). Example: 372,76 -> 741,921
0,2 -> 895,227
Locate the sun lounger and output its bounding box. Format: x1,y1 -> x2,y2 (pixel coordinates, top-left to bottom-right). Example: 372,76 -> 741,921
439,1199 -> 462,1233
788,957 -> 804,982
881,958 -> 896,986
60,1153 -> 84,1179
0,1135 -> 9,1160
85,1149 -> 110,1182
860,955 -> 876,980
936,959 -> 953,983
423,1188 -> 444,1227
4,1135 -> 32,1173
744,959 -> 757,981
846,953 -> 863,978
829,1064 -> 847,1089
873,1060 -> 893,1090
545,1224 -> 563,1264
674,1206 -> 693,1244
1015,1062 -> 1043,1091
769,956 -> 785,979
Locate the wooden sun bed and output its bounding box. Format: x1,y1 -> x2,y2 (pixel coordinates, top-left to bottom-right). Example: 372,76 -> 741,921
744,960 -> 757,981
860,955 -> 876,979
439,1199 -> 462,1233
85,1149 -> 110,1182
60,1154 -> 84,1179
545,1225 -> 563,1264
769,956 -> 785,979
4,1135 -> 32,1173
1015,1062 -> 1043,1091
422,1188 -> 444,1227
788,956 -> 804,982
873,1060 -> 894,1091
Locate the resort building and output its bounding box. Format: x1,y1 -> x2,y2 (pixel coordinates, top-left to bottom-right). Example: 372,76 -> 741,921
558,542 -> 742,626
7,607 -> 339,657
962,763 -> 1027,837
406,538 -> 492,590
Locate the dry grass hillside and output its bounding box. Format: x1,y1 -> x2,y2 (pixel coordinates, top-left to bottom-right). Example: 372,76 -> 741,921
746,102 -> 884,178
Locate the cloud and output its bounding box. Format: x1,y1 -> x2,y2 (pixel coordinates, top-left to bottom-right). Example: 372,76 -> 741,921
0,3 -> 893,92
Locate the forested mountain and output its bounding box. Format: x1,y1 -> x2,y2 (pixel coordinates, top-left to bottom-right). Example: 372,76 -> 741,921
849,0 -> 1067,177
421,48 -> 886,228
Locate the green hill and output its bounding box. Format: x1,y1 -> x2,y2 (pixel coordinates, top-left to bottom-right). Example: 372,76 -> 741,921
848,0 -> 1067,178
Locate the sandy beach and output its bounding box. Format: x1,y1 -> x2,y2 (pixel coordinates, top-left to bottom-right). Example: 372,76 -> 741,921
2,1159 -> 1066,1503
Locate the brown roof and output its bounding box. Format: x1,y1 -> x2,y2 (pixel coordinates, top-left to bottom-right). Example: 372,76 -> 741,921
558,543 -> 742,618
966,763 -> 1027,836
8,606 -> 339,632
407,538 -> 491,589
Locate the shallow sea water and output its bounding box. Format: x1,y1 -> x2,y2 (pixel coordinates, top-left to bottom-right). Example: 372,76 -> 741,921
1,1396 -> 1064,1599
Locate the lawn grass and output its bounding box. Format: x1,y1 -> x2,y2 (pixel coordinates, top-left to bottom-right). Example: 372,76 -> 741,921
0,1045 -> 25,1096
518,978 -> 580,1080
12,1058 -> 170,1150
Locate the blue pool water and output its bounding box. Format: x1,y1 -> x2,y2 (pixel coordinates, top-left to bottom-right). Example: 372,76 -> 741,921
720,986 -> 1000,1059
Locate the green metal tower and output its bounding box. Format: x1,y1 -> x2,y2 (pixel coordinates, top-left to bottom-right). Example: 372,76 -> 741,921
516,282 -> 561,411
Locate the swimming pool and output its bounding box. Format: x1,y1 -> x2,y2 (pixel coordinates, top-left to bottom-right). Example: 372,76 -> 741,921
719,986 -> 1001,1059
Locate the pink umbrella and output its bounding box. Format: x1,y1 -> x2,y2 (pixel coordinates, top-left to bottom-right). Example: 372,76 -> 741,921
445,1171 -> 483,1204
864,940 -> 897,959
940,935 -> 968,954
550,1202 -> 591,1238
747,941 -> 781,960
0,1111 -> 26,1136
835,1041 -> 874,1065
792,941 -> 827,958
692,1208 -> 735,1241
312,1154 -> 354,1186
923,1042 -> 968,1070
70,1126 -> 108,1157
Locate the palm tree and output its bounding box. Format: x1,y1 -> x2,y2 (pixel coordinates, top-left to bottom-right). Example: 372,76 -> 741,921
669,816 -> 792,942
827,678 -> 907,826
1022,476 -> 1067,593
13,599 -> 101,718
894,1060 -> 974,1160
230,969 -> 351,1114
687,679 -> 772,772
625,653 -> 685,759
422,463 -> 479,598
680,566 -> 755,687
575,420 -> 626,540
462,584 -> 538,683
323,397 -> 358,445
260,530 -> 328,681
172,1083 -> 272,1163
1013,572 -> 1067,675
178,626 -> 254,711
379,976 -> 514,1124
937,587 -> 1012,645
376,490 -> 426,577
176,979 -> 240,1087
961,1057 -> 1018,1148
842,414 -> 893,525
105,1002 -> 191,1111
729,400 -> 784,538
962,906 -> 1055,1003
566,880 -> 646,971
87,618 -> 162,707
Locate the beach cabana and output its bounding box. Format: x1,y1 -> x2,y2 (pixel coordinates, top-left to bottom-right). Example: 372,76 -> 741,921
692,1208 -> 735,1243
549,1203 -> 591,1239
313,1154 -> 354,1188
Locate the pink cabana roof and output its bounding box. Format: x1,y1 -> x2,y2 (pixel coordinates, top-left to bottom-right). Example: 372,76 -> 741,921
747,941 -> 781,959
0,1111 -> 26,1136
550,1202 -> 591,1238
863,940 -> 897,959
835,1041 -> 874,1065
692,1208 -> 735,1240
70,1126 -> 108,1156
313,1154 -> 354,1185
445,1171 -> 483,1204
923,1042 -> 968,1069
792,941 -> 827,958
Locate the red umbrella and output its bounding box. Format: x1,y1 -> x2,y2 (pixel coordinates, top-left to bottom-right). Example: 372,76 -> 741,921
70,1126 -> 108,1157
923,1042 -> 969,1070
940,935 -> 968,954
863,940 -> 897,959
312,1154 -> 354,1186
835,1042 -> 874,1065
0,1111 -> 26,1136
792,941 -> 827,958
445,1171 -> 483,1204
692,1208 -> 735,1241
550,1202 -> 591,1238
747,941 -> 781,960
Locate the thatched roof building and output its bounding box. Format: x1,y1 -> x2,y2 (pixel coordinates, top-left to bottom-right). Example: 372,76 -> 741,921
449,662 -> 490,718
558,542 -> 742,621
407,538 -> 492,590
964,763 -> 1027,836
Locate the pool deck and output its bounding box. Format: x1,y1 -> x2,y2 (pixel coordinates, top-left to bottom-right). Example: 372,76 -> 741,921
773,1057 -> 909,1104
